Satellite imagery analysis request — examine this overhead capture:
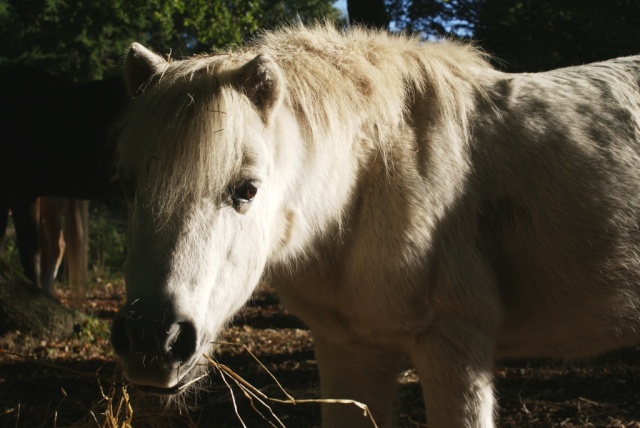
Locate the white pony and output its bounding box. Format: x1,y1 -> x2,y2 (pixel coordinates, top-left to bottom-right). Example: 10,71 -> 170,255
111,24 -> 640,427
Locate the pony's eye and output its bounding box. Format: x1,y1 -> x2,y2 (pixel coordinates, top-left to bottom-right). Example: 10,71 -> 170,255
231,181 -> 258,206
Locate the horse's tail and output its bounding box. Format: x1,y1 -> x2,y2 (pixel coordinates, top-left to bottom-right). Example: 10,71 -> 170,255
64,199 -> 89,299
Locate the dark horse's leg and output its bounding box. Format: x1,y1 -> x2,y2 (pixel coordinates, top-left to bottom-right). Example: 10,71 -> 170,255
0,195 -> 9,255
12,196 -> 41,287
39,197 -> 68,295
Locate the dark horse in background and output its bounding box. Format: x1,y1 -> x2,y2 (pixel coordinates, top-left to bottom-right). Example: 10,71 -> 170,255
0,65 -> 128,294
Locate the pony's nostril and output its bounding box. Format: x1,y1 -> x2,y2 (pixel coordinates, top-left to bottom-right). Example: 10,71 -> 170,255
168,321 -> 198,363
110,310 -> 200,390
110,316 -> 130,356
111,312 -> 198,364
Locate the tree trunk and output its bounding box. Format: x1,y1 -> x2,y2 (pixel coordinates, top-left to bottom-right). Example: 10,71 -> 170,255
348,0 -> 390,30
0,259 -> 86,338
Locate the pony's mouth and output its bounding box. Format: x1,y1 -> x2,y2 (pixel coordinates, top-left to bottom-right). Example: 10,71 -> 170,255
121,350 -> 211,396
126,365 -> 205,396
132,383 -> 186,396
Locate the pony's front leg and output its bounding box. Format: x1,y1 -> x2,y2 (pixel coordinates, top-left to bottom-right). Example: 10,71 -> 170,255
313,333 -> 404,428
411,313 -> 497,428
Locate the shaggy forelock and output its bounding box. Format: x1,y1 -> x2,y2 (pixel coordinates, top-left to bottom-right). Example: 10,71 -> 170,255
117,60 -> 256,218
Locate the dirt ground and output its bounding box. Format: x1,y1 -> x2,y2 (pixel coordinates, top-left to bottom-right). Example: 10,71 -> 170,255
1,280 -> 639,428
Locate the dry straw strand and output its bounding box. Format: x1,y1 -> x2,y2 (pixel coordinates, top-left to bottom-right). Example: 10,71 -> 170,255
208,343 -> 380,428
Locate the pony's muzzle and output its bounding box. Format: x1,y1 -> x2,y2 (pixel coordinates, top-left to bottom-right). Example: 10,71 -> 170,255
111,308 -> 199,391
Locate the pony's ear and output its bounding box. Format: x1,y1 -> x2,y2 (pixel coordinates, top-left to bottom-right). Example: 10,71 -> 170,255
236,54 -> 285,125
124,43 -> 166,97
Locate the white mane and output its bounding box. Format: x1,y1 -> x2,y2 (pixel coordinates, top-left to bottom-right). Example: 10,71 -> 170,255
116,24 -> 491,219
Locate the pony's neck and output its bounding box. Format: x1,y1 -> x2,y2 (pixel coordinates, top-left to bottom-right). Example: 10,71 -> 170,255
266,41 -> 487,268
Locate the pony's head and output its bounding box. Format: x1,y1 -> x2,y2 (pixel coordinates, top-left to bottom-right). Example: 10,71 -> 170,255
110,42 -> 300,393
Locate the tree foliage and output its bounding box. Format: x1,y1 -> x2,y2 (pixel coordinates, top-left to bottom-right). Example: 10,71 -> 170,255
385,0 -> 478,36
0,0 -> 342,81
259,0 -> 343,29
382,0 -> 640,71
474,0 -> 640,72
